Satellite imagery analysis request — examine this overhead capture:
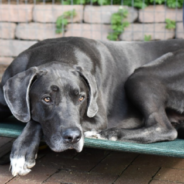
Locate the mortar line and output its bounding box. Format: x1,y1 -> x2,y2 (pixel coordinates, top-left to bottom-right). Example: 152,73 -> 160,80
42,168 -> 61,183
88,151 -> 112,173
112,154 -> 140,184
148,167 -> 161,184
4,176 -> 16,184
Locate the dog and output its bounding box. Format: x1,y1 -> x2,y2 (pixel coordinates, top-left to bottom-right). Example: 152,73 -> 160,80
1,37 -> 184,176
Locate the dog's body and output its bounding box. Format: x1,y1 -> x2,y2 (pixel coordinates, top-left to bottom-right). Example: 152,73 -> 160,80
1,37 -> 184,176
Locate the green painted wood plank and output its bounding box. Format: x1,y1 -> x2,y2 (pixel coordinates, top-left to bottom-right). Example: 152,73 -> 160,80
0,121 -> 24,138
84,138 -> 184,158
1,121 -> 184,158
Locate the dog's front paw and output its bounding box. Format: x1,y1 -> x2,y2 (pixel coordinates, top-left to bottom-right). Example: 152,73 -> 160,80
99,128 -> 120,141
84,130 -> 100,139
10,141 -> 38,176
10,155 -> 37,176
84,130 -> 106,140
84,128 -> 120,141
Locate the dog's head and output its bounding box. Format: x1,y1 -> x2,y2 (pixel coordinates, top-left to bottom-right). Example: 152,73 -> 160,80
3,63 -> 98,152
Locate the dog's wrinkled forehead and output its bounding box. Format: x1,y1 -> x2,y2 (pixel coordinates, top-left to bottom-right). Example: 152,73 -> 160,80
32,65 -> 81,93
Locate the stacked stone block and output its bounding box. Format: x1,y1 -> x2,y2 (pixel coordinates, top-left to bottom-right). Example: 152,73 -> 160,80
0,4 -> 183,77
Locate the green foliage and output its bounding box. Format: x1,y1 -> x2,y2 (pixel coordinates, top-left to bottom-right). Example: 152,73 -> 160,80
56,9 -> 76,34
62,0 -> 87,5
144,35 -> 152,41
166,0 -> 183,8
107,8 -> 130,41
134,0 -> 183,8
150,0 -> 165,4
57,0 -> 183,8
121,0 -> 149,9
165,18 -> 176,30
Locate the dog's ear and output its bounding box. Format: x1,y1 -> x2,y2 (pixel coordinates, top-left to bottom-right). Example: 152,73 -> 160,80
76,66 -> 98,118
3,67 -> 38,122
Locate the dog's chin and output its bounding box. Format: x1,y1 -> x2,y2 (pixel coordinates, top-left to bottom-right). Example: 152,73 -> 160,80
50,145 -> 83,153
46,137 -> 84,153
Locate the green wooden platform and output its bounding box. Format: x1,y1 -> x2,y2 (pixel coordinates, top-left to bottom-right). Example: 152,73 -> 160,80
1,120 -> 184,158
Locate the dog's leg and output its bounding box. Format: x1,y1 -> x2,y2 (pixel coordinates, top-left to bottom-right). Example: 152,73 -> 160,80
10,120 -> 42,176
99,111 -> 177,143
99,73 -> 177,143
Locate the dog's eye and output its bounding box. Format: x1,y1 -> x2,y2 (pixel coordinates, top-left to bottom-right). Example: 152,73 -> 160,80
79,95 -> 85,102
74,90 -> 79,96
43,97 -> 51,103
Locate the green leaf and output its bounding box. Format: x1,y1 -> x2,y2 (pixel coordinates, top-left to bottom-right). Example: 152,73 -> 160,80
56,29 -> 64,34
61,19 -> 68,26
55,9 -> 77,34
122,21 -> 130,28
107,32 -> 119,41
119,8 -> 128,18
61,0 -> 71,5
97,0 -> 107,5
144,35 -> 152,42
74,0 -> 86,4
133,2 -> 147,9
167,0 -> 183,8
165,18 -> 176,30
108,8 -> 130,41
111,25 -> 118,30
150,0 -> 165,4
55,0 -> 183,8
56,17 -> 62,27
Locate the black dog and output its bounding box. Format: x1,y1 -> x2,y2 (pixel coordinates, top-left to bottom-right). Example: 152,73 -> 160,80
1,37 -> 184,176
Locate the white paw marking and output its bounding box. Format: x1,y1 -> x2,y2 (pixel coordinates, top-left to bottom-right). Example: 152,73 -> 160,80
84,130 -> 98,137
10,156 -> 36,176
155,127 -> 161,132
140,130 -> 150,137
109,136 -> 117,141
84,130 -> 100,139
26,161 -> 36,169
84,130 -> 107,140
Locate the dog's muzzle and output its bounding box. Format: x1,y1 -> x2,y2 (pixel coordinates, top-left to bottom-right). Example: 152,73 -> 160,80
45,127 -> 84,153
62,127 -> 82,144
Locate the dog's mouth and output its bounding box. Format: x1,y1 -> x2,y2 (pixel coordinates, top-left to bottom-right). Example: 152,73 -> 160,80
44,135 -> 84,153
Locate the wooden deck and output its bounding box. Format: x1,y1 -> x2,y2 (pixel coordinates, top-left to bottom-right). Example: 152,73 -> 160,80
1,136 -> 184,184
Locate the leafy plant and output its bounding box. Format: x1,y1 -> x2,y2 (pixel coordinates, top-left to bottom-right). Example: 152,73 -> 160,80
165,18 -> 176,30
166,0 -> 183,8
133,0 -> 183,8
122,0 -> 149,8
144,35 -> 152,41
150,0 -> 165,4
40,0 -> 183,8
56,9 -> 76,34
58,0 -> 183,8
107,8 -> 130,41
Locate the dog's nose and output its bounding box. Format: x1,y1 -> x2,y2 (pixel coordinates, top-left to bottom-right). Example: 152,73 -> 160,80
63,127 -> 81,143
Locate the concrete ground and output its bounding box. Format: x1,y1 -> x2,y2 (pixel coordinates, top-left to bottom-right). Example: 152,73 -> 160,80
1,137 -> 184,184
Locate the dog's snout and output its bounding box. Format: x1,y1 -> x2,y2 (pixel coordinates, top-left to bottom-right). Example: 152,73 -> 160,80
63,127 -> 81,143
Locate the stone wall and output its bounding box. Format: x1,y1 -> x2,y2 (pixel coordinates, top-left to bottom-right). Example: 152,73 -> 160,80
0,4 -> 183,79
